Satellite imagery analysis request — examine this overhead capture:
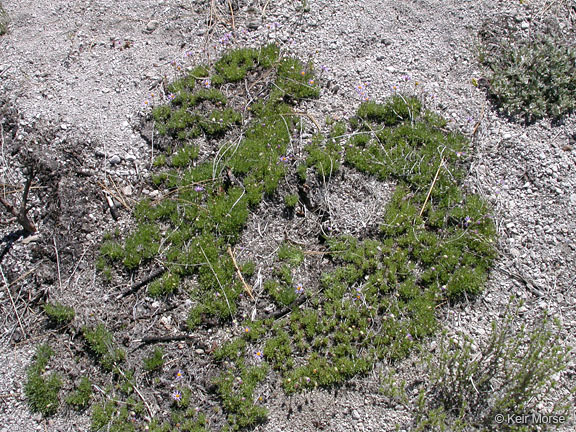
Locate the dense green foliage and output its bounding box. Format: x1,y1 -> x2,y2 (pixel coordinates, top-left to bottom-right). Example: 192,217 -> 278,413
24,344 -> 62,417
480,29 -> 576,123
25,44 -> 508,430
83,324 -> 126,371
43,302 -> 75,324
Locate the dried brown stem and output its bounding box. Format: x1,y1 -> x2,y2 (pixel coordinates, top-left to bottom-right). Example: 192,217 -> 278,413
0,168 -> 37,233
227,245 -> 254,300
419,158 -> 444,217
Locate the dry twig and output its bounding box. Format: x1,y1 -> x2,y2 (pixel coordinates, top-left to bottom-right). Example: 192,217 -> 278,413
419,157 -> 444,217
227,245 -> 254,300
116,368 -> 155,420
0,167 -> 37,233
0,264 -> 26,339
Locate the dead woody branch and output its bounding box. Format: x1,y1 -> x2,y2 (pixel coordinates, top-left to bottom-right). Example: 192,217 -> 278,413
0,167 -> 37,234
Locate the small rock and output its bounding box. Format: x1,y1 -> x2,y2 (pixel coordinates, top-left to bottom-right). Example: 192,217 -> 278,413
145,20 -> 160,33
195,349 -> 205,355
95,149 -> 106,157
503,133 -> 512,140
351,409 -> 360,420
122,185 -> 133,196
22,234 -> 41,244
247,21 -> 259,30
125,153 -> 136,162
109,155 -> 122,165
520,21 -> 530,29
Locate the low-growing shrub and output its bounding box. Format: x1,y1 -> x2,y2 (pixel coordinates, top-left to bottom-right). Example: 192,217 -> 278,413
83,324 -> 126,371
415,304 -> 573,431
66,377 -> 93,410
143,347 -> 165,372
479,23 -> 576,123
24,344 -> 62,417
43,302 -> 75,324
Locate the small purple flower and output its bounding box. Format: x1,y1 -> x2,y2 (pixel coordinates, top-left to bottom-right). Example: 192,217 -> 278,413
254,350 -> 264,360
172,390 -> 182,402
401,74 -> 411,82
464,216 -> 471,227
279,155 -> 290,164
219,32 -> 233,45
167,93 -> 176,101
295,284 -> 304,295
202,79 -> 211,89
194,185 -> 205,192
175,369 -> 184,380
406,333 -> 413,341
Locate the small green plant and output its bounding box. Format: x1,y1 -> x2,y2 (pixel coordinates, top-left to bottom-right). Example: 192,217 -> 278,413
143,347 -> 165,372
480,25 -> 576,123
213,364 -> 269,430
148,272 -> 180,297
83,324 -> 126,371
277,242 -> 304,267
284,193 -> 299,209
91,397 -> 147,432
415,303 -> 574,431
43,302 -> 75,324
66,377 -> 93,410
24,344 -> 62,417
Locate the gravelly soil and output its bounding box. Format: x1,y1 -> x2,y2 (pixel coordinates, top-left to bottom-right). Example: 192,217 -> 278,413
0,0 -> 575,431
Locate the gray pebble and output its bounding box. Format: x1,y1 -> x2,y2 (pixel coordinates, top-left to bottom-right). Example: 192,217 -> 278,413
145,20 -> 160,33
109,155 -> 122,165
